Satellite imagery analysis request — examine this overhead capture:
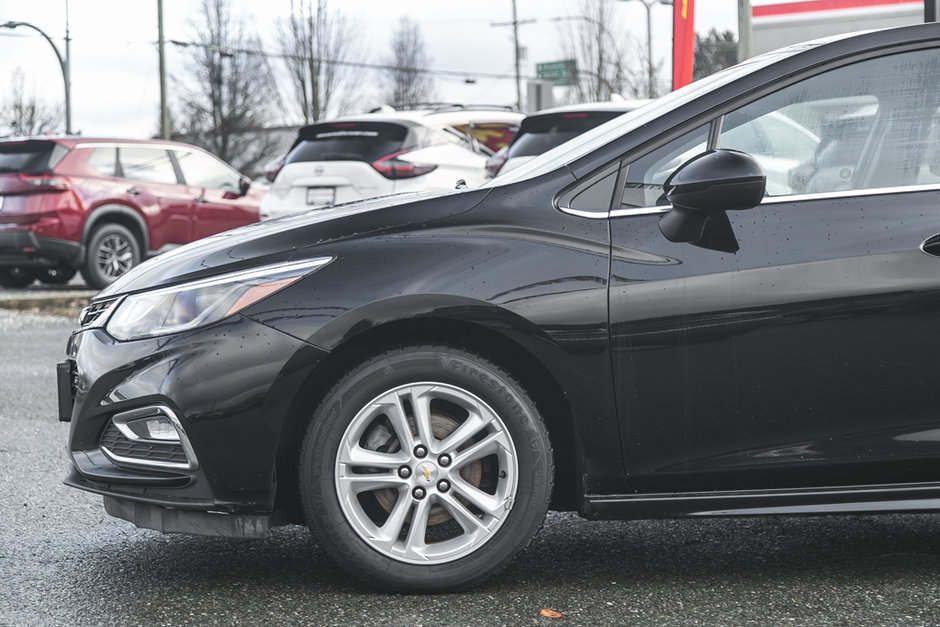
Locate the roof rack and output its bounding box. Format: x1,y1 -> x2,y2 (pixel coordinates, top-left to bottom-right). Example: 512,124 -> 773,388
367,103 -> 519,114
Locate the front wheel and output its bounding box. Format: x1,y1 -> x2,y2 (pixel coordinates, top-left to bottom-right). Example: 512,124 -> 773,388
299,345 -> 553,591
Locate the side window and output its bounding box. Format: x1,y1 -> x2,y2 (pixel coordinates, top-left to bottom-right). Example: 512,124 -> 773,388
559,162 -> 619,213
175,150 -> 240,191
87,147 -> 117,177
620,124 -> 709,208
119,148 -> 178,185
717,47 -> 940,196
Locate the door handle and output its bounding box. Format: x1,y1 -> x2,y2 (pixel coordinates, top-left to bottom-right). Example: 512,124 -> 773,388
194,196 -> 209,203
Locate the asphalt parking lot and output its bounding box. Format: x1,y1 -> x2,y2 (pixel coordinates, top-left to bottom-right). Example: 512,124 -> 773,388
3,306 -> 940,626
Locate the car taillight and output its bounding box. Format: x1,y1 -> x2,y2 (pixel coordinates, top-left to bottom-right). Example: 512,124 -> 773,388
18,172 -> 71,191
485,148 -> 508,178
371,150 -> 438,180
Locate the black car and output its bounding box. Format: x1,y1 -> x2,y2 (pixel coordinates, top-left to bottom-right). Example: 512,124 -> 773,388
60,23 -> 940,591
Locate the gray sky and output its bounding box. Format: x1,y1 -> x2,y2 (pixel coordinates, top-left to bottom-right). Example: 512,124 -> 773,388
0,0 -> 738,137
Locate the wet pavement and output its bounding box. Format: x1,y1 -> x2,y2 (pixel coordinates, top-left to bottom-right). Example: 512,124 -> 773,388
3,311 -> 940,626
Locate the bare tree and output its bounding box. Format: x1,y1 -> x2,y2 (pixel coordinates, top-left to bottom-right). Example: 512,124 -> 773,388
0,68 -> 61,137
171,0 -> 279,173
276,0 -> 362,123
379,16 -> 435,108
557,0 -> 632,103
694,29 -> 738,80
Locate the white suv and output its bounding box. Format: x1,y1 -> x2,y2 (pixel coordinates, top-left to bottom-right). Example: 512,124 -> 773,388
260,107 -> 523,220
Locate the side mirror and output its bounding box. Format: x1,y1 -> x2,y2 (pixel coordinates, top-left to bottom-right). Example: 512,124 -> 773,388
238,176 -> 251,196
659,149 -> 765,253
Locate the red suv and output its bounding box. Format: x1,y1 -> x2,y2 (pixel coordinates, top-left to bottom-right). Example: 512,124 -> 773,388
0,137 -> 264,289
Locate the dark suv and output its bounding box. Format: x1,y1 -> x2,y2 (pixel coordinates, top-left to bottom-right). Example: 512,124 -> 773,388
0,137 -> 263,289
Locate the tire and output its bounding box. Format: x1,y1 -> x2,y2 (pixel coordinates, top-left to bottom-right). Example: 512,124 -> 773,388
0,266 -> 36,288
38,265 -> 77,285
80,223 -> 140,290
299,345 -> 553,591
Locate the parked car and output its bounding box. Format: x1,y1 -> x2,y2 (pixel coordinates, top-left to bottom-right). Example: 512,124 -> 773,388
0,138 -> 263,289
486,100 -> 652,178
61,23 -> 940,591
259,106 -> 523,220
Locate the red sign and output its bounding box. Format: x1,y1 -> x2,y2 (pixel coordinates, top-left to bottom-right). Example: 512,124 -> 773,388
753,0 -> 920,18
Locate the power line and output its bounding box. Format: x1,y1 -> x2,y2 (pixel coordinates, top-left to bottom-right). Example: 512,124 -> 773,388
167,39 -> 535,81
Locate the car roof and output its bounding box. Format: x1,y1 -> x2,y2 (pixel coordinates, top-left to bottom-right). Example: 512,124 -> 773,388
526,100 -> 654,117
327,107 -> 526,128
0,136 -> 207,151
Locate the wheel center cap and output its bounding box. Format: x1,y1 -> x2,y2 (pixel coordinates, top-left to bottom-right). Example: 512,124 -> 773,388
415,461 -> 439,485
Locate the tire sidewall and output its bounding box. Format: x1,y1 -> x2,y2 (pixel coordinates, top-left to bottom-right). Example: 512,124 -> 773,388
300,346 -> 553,591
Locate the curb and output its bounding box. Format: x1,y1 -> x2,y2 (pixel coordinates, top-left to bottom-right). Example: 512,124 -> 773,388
0,292 -> 96,317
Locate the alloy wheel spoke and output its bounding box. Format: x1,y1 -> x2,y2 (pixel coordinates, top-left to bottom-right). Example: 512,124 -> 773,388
451,477 -> 505,521
338,471 -> 407,494
438,491 -> 489,533
407,387 -> 435,450
402,496 -> 433,557
371,491 -> 413,546
438,410 -> 487,454
383,397 -> 417,453
340,444 -> 409,469
452,431 -> 505,468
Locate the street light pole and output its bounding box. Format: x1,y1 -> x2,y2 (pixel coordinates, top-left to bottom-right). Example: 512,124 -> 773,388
620,0 -> 672,98
0,19 -> 72,134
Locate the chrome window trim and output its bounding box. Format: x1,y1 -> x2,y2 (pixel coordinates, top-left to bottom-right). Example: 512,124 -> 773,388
101,405 -> 199,471
560,205 -> 672,219
610,206 -> 671,218
761,184 -> 940,204
563,183 -> 940,220
558,207 -> 609,219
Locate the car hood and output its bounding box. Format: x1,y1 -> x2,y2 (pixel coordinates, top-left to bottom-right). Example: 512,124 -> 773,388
97,189 -> 487,298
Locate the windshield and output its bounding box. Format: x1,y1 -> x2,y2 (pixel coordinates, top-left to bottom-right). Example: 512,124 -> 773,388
485,47 -> 801,187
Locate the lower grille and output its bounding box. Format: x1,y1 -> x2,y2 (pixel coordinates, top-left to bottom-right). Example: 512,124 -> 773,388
99,405 -> 198,471
100,423 -> 189,465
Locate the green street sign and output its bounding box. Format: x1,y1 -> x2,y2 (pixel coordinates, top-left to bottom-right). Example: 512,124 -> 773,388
536,59 -> 577,87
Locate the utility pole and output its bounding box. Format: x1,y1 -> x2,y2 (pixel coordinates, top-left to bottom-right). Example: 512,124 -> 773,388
490,1 -> 535,110
65,0 -> 71,134
738,0 -> 752,62
158,0 -> 169,139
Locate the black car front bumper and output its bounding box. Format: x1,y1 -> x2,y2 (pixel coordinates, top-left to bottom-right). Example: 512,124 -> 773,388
61,314 -> 328,533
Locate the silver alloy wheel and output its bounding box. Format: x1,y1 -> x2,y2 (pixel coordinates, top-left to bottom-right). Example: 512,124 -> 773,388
96,233 -> 134,279
335,382 -> 518,565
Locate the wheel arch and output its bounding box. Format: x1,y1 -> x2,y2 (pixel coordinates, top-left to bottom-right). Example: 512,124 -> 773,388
274,314 -> 580,521
82,204 -> 150,257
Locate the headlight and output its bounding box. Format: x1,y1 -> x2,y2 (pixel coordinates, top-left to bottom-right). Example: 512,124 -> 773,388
104,257 -> 332,341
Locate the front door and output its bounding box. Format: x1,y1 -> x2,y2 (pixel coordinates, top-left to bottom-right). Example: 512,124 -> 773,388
610,45 -> 940,493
